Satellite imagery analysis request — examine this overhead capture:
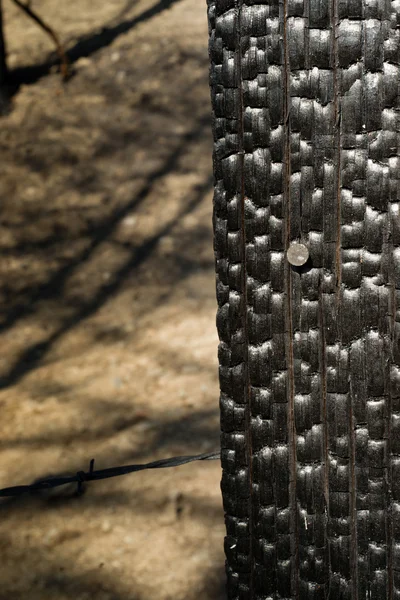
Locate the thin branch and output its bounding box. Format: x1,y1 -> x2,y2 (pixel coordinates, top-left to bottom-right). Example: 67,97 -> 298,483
11,0 -> 69,79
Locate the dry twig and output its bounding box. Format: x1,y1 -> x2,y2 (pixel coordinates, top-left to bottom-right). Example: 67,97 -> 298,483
11,0 -> 69,79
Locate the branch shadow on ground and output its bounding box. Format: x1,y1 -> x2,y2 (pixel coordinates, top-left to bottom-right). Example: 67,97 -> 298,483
0,400 -> 220,452
0,115 -> 210,334
0,172 -> 213,390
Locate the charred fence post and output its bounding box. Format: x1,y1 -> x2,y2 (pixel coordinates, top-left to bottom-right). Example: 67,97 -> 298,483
207,0 -> 400,598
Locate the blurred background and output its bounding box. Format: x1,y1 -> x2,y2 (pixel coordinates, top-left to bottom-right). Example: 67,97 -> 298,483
0,1 -> 224,598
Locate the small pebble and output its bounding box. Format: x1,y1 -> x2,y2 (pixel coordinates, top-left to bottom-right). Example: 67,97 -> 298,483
121,215 -> 137,227
101,520 -> 111,533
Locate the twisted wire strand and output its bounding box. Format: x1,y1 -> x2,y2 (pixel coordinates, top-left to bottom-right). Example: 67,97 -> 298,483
0,451 -> 221,498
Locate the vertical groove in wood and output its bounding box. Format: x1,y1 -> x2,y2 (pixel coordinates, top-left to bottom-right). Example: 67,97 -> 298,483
388,38 -> 400,594
282,0 -> 299,595
388,198 -> 395,600
236,1 -> 255,596
333,0 -> 342,298
319,277 -> 330,590
349,382 -> 358,600
387,268 -> 394,600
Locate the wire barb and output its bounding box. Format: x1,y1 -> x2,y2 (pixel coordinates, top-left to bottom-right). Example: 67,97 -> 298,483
0,451 -> 220,499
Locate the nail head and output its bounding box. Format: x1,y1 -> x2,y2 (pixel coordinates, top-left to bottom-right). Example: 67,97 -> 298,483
287,242 -> 309,267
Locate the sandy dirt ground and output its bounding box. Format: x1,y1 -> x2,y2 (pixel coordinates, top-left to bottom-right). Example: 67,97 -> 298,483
0,1 -> 225,598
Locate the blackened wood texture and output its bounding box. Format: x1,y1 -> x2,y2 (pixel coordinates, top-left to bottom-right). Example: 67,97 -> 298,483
207,0 -> 400,598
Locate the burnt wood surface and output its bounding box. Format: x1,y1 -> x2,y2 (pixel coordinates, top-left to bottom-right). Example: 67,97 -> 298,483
207,0 -> 400,598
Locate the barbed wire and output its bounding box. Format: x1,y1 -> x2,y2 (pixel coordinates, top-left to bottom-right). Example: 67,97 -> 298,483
0,450 -> 221,498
